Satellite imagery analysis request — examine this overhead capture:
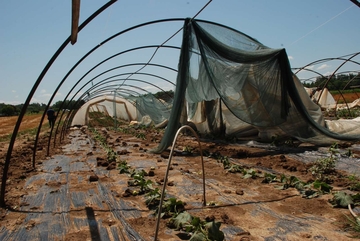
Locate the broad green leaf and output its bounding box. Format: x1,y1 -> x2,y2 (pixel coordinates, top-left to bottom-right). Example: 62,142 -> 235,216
205,221 -> 225,241
173,211 -> 192,230
313,180 -> 333,193
191,216 -> 201,228
189,231 -> 206,241
333,191 -> 353,208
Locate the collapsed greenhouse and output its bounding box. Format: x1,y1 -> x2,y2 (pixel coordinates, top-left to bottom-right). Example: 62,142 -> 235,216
68,19 -> 360,153
1,2 -> 360,240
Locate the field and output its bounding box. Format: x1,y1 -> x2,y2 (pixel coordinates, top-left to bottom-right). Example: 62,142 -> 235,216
0,100 -> 360,240
332,92 -> 360,104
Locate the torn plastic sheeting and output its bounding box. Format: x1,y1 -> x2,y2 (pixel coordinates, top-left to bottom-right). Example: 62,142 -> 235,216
288,147 -> 360,175
70,161 -> 92,172
59,212 -> 72,227
36,221 -> 65,240
48,221 -> 67,239
72,217 -> 118,241
97,182 -> 142,219
62,139 -> 91,152
110,226 -> 123,241
336,157 -> 360,176
87,190 -> 107,208
0,226 -> 9,240
71,191 -> 90,208
41,155 -> 71,173
43,191 -> 65,212
11,214 -> 67,240
77,174 -> 84,183
222,226 -> 248,240
175,176 -> 204,196
96,183 -> 145,240
21,193 -> 46,210
24,172 -> 61,187
73,217 -> 89,230
7,227 -> 35,241
22,192 -> 64,214
266,218 -> 315,240
54,188 -> 71,212
86,156 -> 98,167
97,222 -> 112,241
127,159 -> 157,169
176,173 -> 241,204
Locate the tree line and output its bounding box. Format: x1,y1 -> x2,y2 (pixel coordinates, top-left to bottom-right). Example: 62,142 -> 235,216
0,100 -> 84,117
0,90 -> 173,117
302,73 -> 360,91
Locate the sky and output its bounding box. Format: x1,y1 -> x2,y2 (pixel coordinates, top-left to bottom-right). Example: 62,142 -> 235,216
0,0 -> 359,105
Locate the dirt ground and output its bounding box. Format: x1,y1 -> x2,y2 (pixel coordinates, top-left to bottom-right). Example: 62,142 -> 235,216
0,114 -> 46,138
332,92 -> 360,103
0,109 -> 360,240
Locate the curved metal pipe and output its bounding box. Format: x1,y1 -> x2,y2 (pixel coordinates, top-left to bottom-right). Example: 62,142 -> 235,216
52,73 -> 175,152
294,54 -> 360,75
0,0 -> 117,207
33,16 -> 263,155
54,61 -> 177,139
54,61 -> 177,143
56,75 -> 172,136
57,84 -> 150,144
316,53 -> 360,114
154,125 -> 206,241
36,45 -> 180,162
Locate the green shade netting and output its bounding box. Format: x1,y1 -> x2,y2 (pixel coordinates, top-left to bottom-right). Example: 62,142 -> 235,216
151,19 -> 360,153
116,94 -> 170,125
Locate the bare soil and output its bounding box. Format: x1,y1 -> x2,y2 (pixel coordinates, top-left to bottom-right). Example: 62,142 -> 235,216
0,106 -> 360,240
332,92 -> 360,103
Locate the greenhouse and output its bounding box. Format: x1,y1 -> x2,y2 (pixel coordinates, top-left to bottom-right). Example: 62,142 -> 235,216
1,1 -> 360,240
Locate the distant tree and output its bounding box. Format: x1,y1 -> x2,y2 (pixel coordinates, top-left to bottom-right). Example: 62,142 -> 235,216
52,99 -> 85,111
306,73 -> 360,91
27,102 -> 44,114
153,90 -> 174,102
1,105 -> 17,116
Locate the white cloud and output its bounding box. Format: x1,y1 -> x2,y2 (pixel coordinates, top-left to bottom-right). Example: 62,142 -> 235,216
323,71 -> 333,76
288,56 -> 293,60
304,65 -> 314,70
317,64 -> 329,70
12,90 -> 16,93
0,99 -> 22,105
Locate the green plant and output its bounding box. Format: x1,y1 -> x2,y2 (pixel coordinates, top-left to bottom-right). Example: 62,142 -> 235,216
330,191 -> 354,208
169,211 -> 224,241
336,108 -> 360,119
262,173 -> 278,183
310,143 -> 339,182
128,170 -> 154,194
135,132 -> 146,140
106,148 -> 117,163
278,175 -> 304,190
242,168 -> 258,179
159,197 -> 186,218
217,156 -> 231,169
343,149 -> 353,158
118,160 -> 131,174
270,135 -> 296,147
348,175 -> 360,191
145,188 -> 162,209
90,128 -> 118,163
227,164 -> 243,173
344,214 -> 360,239
312,180 -> 332,194
182,145 -> 193,154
